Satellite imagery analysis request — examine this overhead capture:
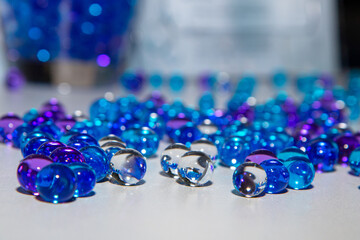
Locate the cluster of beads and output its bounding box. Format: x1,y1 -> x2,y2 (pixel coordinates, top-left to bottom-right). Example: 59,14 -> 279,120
160,140 -> 218,186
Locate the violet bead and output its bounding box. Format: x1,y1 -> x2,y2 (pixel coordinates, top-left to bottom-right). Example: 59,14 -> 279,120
55,115 -> 76,133
335,134 -> 360,164
245,149 -> 278,165
40,98 -> 66,121
50,147 -> 86,164
0,113 -> 24,143
17,154 -> 53,194
36,141 -> 66,157
5,67 -> 25,90
148,91 -> 166,107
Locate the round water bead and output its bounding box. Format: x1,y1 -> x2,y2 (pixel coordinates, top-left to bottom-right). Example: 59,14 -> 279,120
36,163 -> 77,203
110,149 -> 147,185
56,115 -> 76,133
307,138 -> 338,172
191,139 -> 218,161
176,122 -> 202,147
98,135 -> 125,146
80,146 -> 109,182
50,147 -> 85,164
177,151 -> 214,187
349,147 -> 360,175
36,141 -> 66,157
100,141 -> 126,161
20,131 -> 52,149
260,159 -> 289,193
122,127 -> 159,157
67,140 -> 90,150
335,134 -> 360,164
68,163 -> 96,197
197,119 -> 219,136
232,162 -> 267,197
245,149 -> 278,165
0,113 -> 24,143
220,136 -> 251,168
277,147 -> 309,167
286,156 -> 315,189
12,124 -> 34,148
145,113 -> 166,139
161,143 -> 190,177
22,136 -> 52,157
68,133 -> 99,146
17,154 -> 53,194
34,121 -> 62,140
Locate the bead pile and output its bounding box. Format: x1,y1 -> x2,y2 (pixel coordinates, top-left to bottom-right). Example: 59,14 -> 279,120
1,72 -> 360,202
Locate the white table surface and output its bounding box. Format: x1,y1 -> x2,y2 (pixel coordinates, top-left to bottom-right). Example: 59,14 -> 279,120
0,83 -> 359,240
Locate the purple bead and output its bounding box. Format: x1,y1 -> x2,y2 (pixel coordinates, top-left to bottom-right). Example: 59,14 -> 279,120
40,98 -> 66,121
56,115 -> 76,132
148,91 -> 166,107
50,147 -> 86,164
17,154 -> 53,194
28,115 -> 50,128
0,113 -> 24,143
335,134 -> 360,164
245,149 -> 278,164
36,141 -> 66,157
5,67 -> 25,90
166,116 -> 192,141
233,103 -> 254,123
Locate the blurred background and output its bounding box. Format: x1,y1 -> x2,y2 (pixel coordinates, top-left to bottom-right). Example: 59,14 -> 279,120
0,0 -> 357,87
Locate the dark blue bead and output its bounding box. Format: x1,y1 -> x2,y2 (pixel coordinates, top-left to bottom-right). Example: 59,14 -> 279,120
307,138 -> 338,172
34,120 -> 62,140
68,162 -> 96,197
12,124 -> 34,148
22,136 -> 52,157
80,146 -> 109,182
36,163 -> 77,203
260,159 -> 289,193
67,140 -> 90,150
68,133 -> 99,146
220,136 -> 251,168
36,141 -> 66,157
176,122 -> 201,147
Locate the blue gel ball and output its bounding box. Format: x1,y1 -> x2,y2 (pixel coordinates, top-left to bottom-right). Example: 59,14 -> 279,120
176,122 -> 202,147
307,138 -> 338,172
144,113 -> 166,139
67,140 -> 90,150
286,156 -> 315,190
68,133 -> 99,146
34,121 -> 62,140
277,146 -> 309,167
36,141 -> 66,157
22,136 -> 52,157
349,147 -> 360,175
12,124 -> 34,148
68,163 -> 96,197
80,146 -> 109,182
23,108 -> 39,122
169,74 -> 185,92
36,163 -> 77,203
122,127 -> 159,157
20,131 -> 52,149
199,92 -> 215,113
260,159 -> 290,193
220,136 -> 251,168
149,73 -> 163,88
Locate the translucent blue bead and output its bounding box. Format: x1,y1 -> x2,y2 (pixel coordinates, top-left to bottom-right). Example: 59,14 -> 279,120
307,138 -> 338,172
36,163 -> 77,203
286,156 -> 315,189
272,71 -> 287,87
80,146 -> 109,182
277,147 -> 309,167
144,113 -> 166,139
23,108 -> 39,122
233,162 -> 267,197
12,124 -> 34,148
207,130 -> 225,151
199,92 -> 215,113
220,136 -> 251,168
90,98 -> 119,122
260,159 -> 289,193
36,141 -> 66,157
177,151 -> 214,186
349,147 -> 360,175
22,136 -> 52,157
122,127 -> 159,157
169,74 -> 185,92
120,72 -> 144,92
161,143 -> 190,177
110,149 -> 147,185
67,140 -> 90,150
176,122 -> 202,147
20,131 -> 52,149
59,131 -> 78,144
34,121 -> 62,140
68,133 -> 99,146
149,73 -> 163,88
50,147 -> 86,164
68,163 -> 96,197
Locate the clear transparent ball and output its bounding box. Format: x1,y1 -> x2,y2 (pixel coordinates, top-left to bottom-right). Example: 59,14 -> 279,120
160,143 -> 190,177
191,139 -> 218,161
233,162 -> 267,197
177,151 -> 214,186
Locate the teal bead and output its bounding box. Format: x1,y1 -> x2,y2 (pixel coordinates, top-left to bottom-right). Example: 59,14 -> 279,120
23,108 -> 38,122
80,146 -> 109,182
90,98 -> 119,122
199,92 -> 215,113
68,163 -> 96,197
220,136 -> 251,168
149,73 -> 163,88
278,147 -> 309,167
349,147 -> 360,175
169,74 -> 185,92
272,71 -> 287,87
286,156 -> 315,189
122,127 -> 159,157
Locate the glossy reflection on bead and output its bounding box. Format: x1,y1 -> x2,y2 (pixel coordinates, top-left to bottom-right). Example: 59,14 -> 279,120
101,141 -> 126,161
161,143 -> 190,177
286,156 -> 315,189
232,162 -> 267,197
110,149 -> 147,185
68,163 -> 96,197
22,136 -> 52,157
68,133 -> 99,146
36,141 -> 66,157
260,159 -> 289,193
122,127 -> 159,157
98,134 -> 126,146
36,163 -> 77,203
245,149 -> 278,165
277,146 -> 309,167
177,151 -> 214,187
17,154 -> 53,194
191,139 -> 218,161
335,134 -> 360,164
220,136 -> 251,168
307,138 -> 338,172
80,146 -> 109,182
50,147 -> 85,164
